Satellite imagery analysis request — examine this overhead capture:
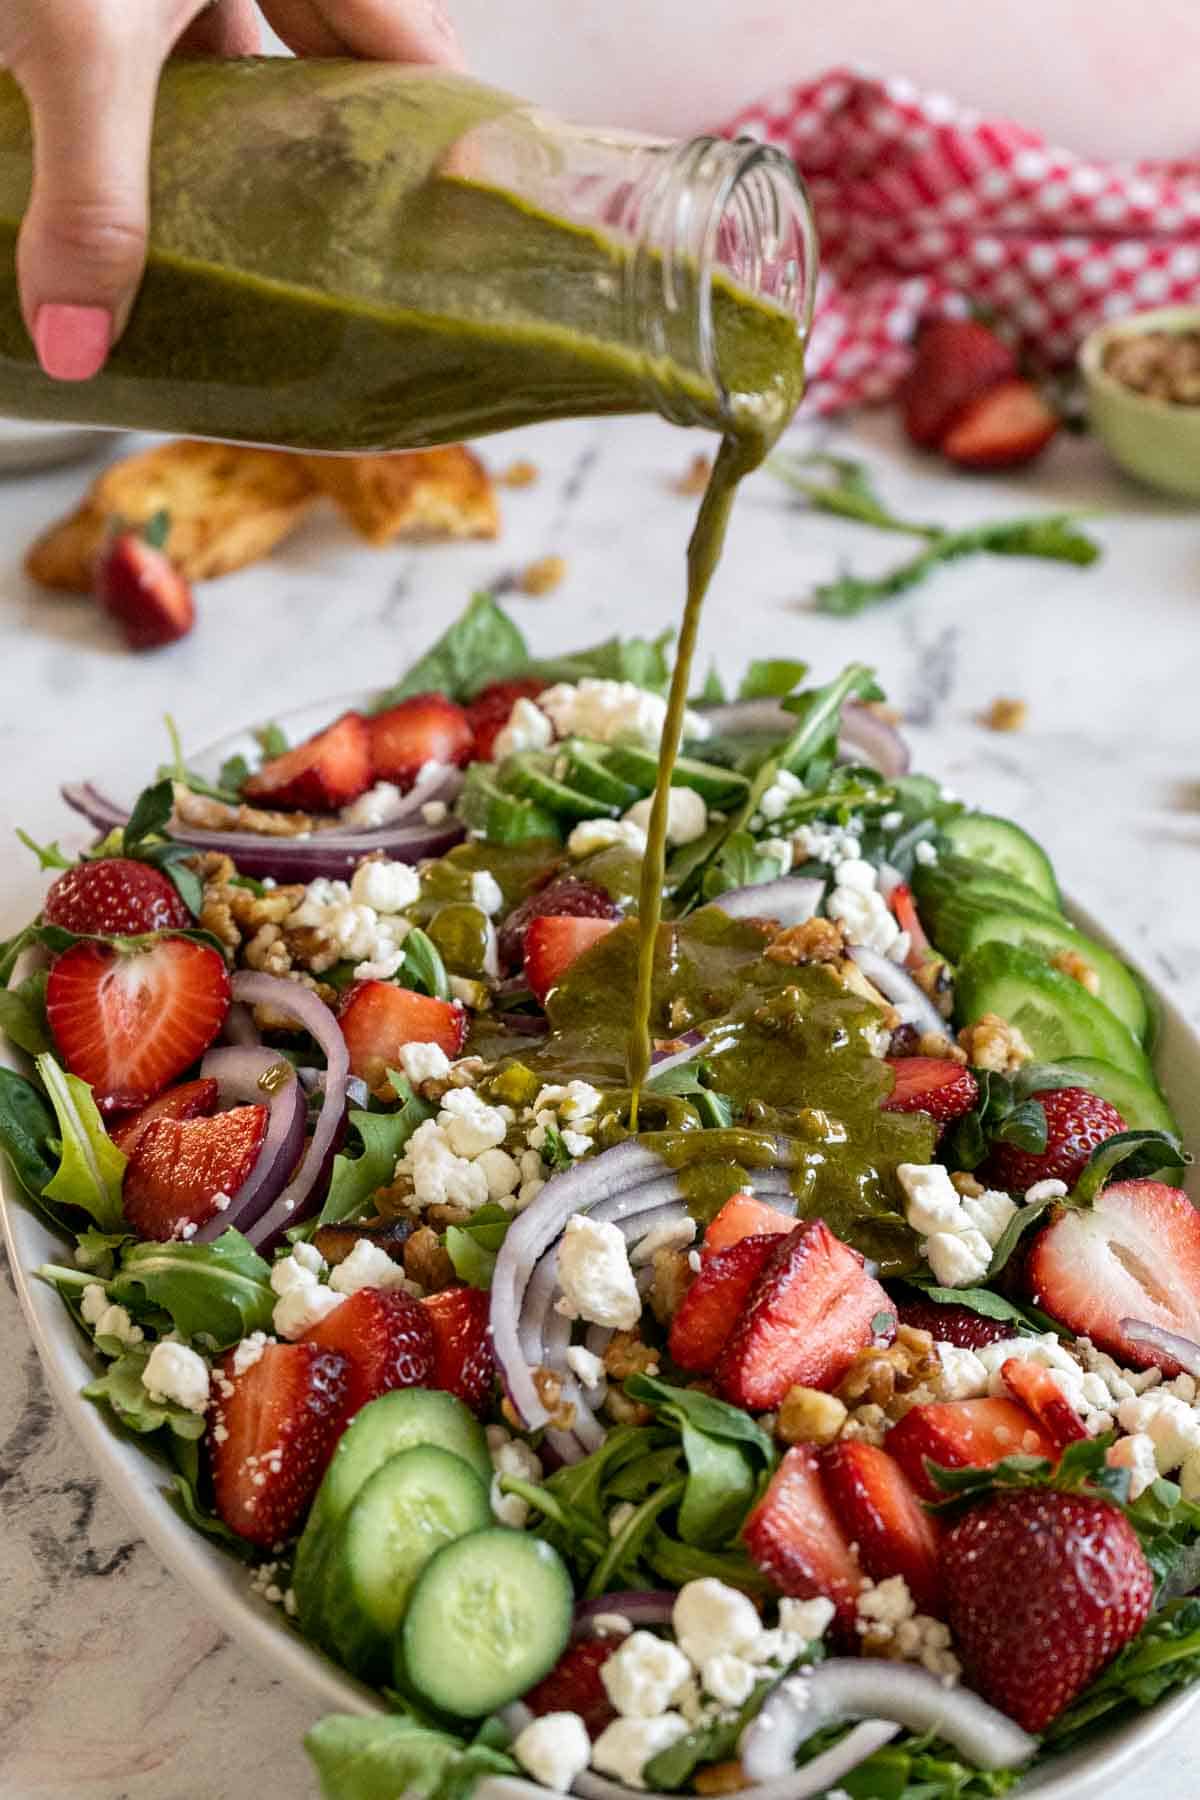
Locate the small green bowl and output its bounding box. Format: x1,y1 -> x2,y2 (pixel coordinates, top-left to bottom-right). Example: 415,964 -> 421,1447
1079,305 -> 1200,499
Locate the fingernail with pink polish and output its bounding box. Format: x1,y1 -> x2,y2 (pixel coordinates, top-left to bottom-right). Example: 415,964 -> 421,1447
33,304 -> 111,381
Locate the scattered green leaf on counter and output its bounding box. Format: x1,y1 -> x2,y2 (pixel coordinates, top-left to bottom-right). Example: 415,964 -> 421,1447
83,1345 -> 207,1440
304,1713 -> 516,1800
317,1078 -> 433,1228
36,1053 -> 126,1232
444,1204 -> 511,1290
112,1230 -> 275,1350
0,1065 -> 59,1197
0,968 -> 52,1056
14,829 -> 74,870
375,591 -> 529,708
737,657 -> 809,700
770,451 -> 933,537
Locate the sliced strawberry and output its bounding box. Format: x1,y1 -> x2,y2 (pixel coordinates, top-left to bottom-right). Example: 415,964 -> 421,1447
942,1489 -> 1153,1731
667,1233 -> 782,1373
305,1287 -> 435,1417
338,980 -> 466,1084
45,936 -> 230,1111
743,1443 -> 865,1632
43,857 -> 191,937
1000,1358 -> 1088,1451
941,377 -> 1059,469
523,915 -> 619,1004
820,1440 -> 943,1617
1025,1179 -> 1200,1373
703,1193 -> 799,1253
896,1298 -> 1015,1350
715,1220 -> 894,1409
466,677 -> 547,763
368,693 -> 474,788
523,1637 -> 618,1738
422,1285 -> 494,1414
110,1077 -> 219,1155
882,1058 -> 979,1122
497,875 -> 620,972
986,1087 -> 1126,1193
887,1398 -> 1057,1501
889,881 -> 936,968
210,1340 -> 351,1547
243,711 -> 372,813
95,532 -> 195,650
901,319 -> 1018,449
122,1103 -> 268,1241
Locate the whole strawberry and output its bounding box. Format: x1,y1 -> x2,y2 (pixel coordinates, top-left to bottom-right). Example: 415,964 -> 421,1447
987,1088 -> 1126,1193
43,857 -> 191,937
897,1298 -> 1015,1351
942,1489 -> 1153,1732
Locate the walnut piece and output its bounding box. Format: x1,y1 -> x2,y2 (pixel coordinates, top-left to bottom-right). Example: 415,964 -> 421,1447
403,1225 -> 455,1293
518,553 -> 567,596
950,1171 -> 985,1198
673,452 -> 713,496
604,1389 -> 653,1426
603,1330 -> 660,1382
174,783 -> 321,838
1103,328 -> 1200,405
764,917 -> 846,966
533,1366 -> 577,1431
981,696 -> 1028,733
911,958 -> 955,1019
838,1326 -> 939,1415
499,458 -> 539,488
916,1028 -> 967,1064
775,1385 -> 848,1447
648,1247 -> 693,1327
1051,946 -> 1101,996
958,1011 -> 1033,1073
693,1763 -> 746,1796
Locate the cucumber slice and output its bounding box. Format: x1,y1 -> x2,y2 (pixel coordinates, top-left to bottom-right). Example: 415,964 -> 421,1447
321,1446 -> 491,1679
294,1389 -> 490,1634
560,740 -> 643,810
500,752 -> 618,822
399,1529 -> 573,1717
959,909 -> 1149,1043
1055,1056 -> 1180,1136
941,814 -> 1060,906
916,883 -> 1066,962
955,941 -> 1155,1083
457,768 -> 562,845
604,744 -> 750,809
916,853 -> 1066,917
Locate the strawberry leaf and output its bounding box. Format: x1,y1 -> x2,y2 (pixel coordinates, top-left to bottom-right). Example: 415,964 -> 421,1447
926,1435 -> 1129,1516
943,1070 -> 1048,1172
123,777 -> 175,853
1071,1129 -> 1189,1202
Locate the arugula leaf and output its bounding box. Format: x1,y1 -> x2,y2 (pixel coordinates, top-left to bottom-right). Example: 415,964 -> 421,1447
36,1052 -> 126,1231
124,776 -> 176,851
399,928 -> 450,1001
699,831 -> 783,900
644,1531 -> 772,1593
72,1225 -> 133,1276
985,1189 -> 1063,1280
255,721 -> 288,758
170,1437 -> 255,1558
540,1123 -> 573,1173
692,662 -> 726,705
83,1345 -> 207,1440
15,828 -> 74,870
317,1081 -> 433,1227
0,968 -> 52,1056
444,1205 -> 511,1289
1072,1128 -> 1188,1201
625,1372 -> 775,1545
157,719 -> 244,807
737,658 -> 809,700
838,1738 -> 1021,1798
1049,1597 -> 1200,1746
527,629 -> 674,695
217,752 -> 251,796
373,592 -> 529,709
814,513 -> 1100,616
644,1679 -> 771,1790
304,1714 -> 516,1800
1124,1476 -> 1200,1598
112,1230 -> 275,1349
624,1374 -> 777,1467
0,1065 -> 59,1196
776,663 -> 883,779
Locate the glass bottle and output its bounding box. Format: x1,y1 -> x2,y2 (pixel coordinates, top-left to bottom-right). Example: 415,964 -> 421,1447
0,61 -> 816,454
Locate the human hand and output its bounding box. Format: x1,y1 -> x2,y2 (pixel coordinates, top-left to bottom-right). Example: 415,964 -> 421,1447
3,0 -> 462,382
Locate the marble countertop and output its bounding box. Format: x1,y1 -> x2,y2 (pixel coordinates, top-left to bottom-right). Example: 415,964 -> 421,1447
0,407 -> 1197,1798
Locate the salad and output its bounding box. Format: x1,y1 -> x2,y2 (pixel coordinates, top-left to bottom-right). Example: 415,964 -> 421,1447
2,591 -> 1200,1800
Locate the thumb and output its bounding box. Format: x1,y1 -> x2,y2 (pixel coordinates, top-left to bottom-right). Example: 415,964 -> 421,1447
14,20 -> 166,381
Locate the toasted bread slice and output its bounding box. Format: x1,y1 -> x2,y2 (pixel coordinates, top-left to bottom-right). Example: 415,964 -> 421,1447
303,445 -> 499,546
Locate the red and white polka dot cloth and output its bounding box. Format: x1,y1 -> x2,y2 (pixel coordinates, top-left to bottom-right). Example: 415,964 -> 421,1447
722,67 -> 1200,413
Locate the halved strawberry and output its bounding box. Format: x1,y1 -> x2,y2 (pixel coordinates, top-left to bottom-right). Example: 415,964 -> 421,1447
422,1285 -> 494,1414
715,1220 -> 894,1409
743,1443 -> 865,1632
896,1298 -> 1015,1350
523,1637 -> 618,1738
1025,1179 -> 1200,1373
338,980 -> 466,1084
43,857 -> 191,937
368,693 -> 474,788
95,531 -> 195,650
882,1058 -> 979,1122
1000,1358 -> 1088,1451
497,875 -> 619,972
941,377 -> 1059,469
466,677 -> 547,763
820,1440 -> 943,1617
889,882 -> 936,968
45,936 -> 230,1111
887,1398 -> 1056,1501
667,1233 -> 782,1373
986,1088 -> 1126,1192
122,1102 -> 268,1241
110,1077 -> 219,1155
305,1287 -> 435,1417
523,915 -> 619,1005
703,1193 -> 799,1253
210,1340 -> 351,1547
901,319 -> 1018,449
243,711 -> 372,813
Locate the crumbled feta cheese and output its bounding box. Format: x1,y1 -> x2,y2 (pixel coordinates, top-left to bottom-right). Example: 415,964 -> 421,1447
856,1574 -> 915,1632
80,1283 -> 109,1326
273,1283 -> 346,1340
475,1145 -> 522,1204
350,858 -> 421,914
398,1041 -> 452,1085
757,767 -> 805,824
438,1087 -> 508,1158
539,679 -> 709,750
758,837 -> 793,874
328,902 -> 385,963
591,1613 -> 634,1638
421,799 -> 448,825
897,1163 -> 963,1236
746,1628 -> 805,1668
398,1118 -> 490,1210
936,1342 -> 991,1401
471,870 -> 505,916
1116,1391 -> 1200,1473
567,816 -> 648,859
328,1237 -> 412,1295
974,1333 -> 1114,1433
493,697 -> 554,762
854,1577 -> 962,1681
629,1215 -> 698,1266
794,823 -> 862,866
142,1340 -> 210,1414
513,1713 -> 591,1790
625,786 -> 709,848
93,1302 -> 144,1347
561,1128 -> 594,1158
231,1331 -> 272,1375
828,880 -> 901,957
353,949 -> 408,982
880,811 -> 904,832
341,782 -> 404,829
591,1715 -> 689,1789
960,1187 -> 1018,1246
555,1216 -> 642,1330
1108,1432 -> 1159,1499
269,1247 -> 325,1295
924,1227 -> 992,1287
673,1578 -> 762,1667
832,857 -> 878,894
700,1652 -> 756,1706
914,840 -> 939,867
565,1345 -> 607,1390
1025,1178 -> 1069,1205
601,1630 -> 692,1718
489,1432 -> 543,1528
777,1596 -> 836,1643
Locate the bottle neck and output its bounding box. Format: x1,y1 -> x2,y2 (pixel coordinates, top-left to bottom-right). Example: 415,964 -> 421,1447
616,136 -> 817,436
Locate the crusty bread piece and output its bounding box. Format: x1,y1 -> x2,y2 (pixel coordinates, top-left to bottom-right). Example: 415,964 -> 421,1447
302,445 -> 499,546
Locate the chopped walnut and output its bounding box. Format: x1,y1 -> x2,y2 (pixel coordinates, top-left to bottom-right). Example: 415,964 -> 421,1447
533,1366 -> 577,1431
313,1218 -> 411,1266
911,958 -> 955,1019
1104,328 -> 1200,404
499,458 -> 539,488
604,1388 -> 653,1426
673,452 -> 713,496
243,922 -> 292,977
173,784 -> 323,838
981,696 -> 1028,733
424,1203 -> 472,1230
917,1028 -> 967,1064
648,1246 -> 693,1327
518,553 -> 567,597
958,1011 -> 1032,1073
839,1401 -> 889,1445
764,917 -> 845,965
403,1225 -> 455,1292
603,1330 -> 660,1382
281,921 -> 341,976
693,1763 -> 746,1796
1051,946 -> 1101,996
837,958 -> 900,1025
415,1057 -> 484,1104
199,890 -> 241,952
950,1171 -> 985,1198
775,1385 -> 848,1447
838,1325 -> 939,1415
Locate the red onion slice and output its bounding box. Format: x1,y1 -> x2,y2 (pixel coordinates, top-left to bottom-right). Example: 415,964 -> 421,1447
222,973 -> 350,1251
847,944 -> 945,1039
221,1002 -> 261,1048
740,1662 -> 1036,1779
194,1046 -> 306,1242
704,876 -> 824,926
573,1592 -> 676,1638
1120,1318 -> 1200,1378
